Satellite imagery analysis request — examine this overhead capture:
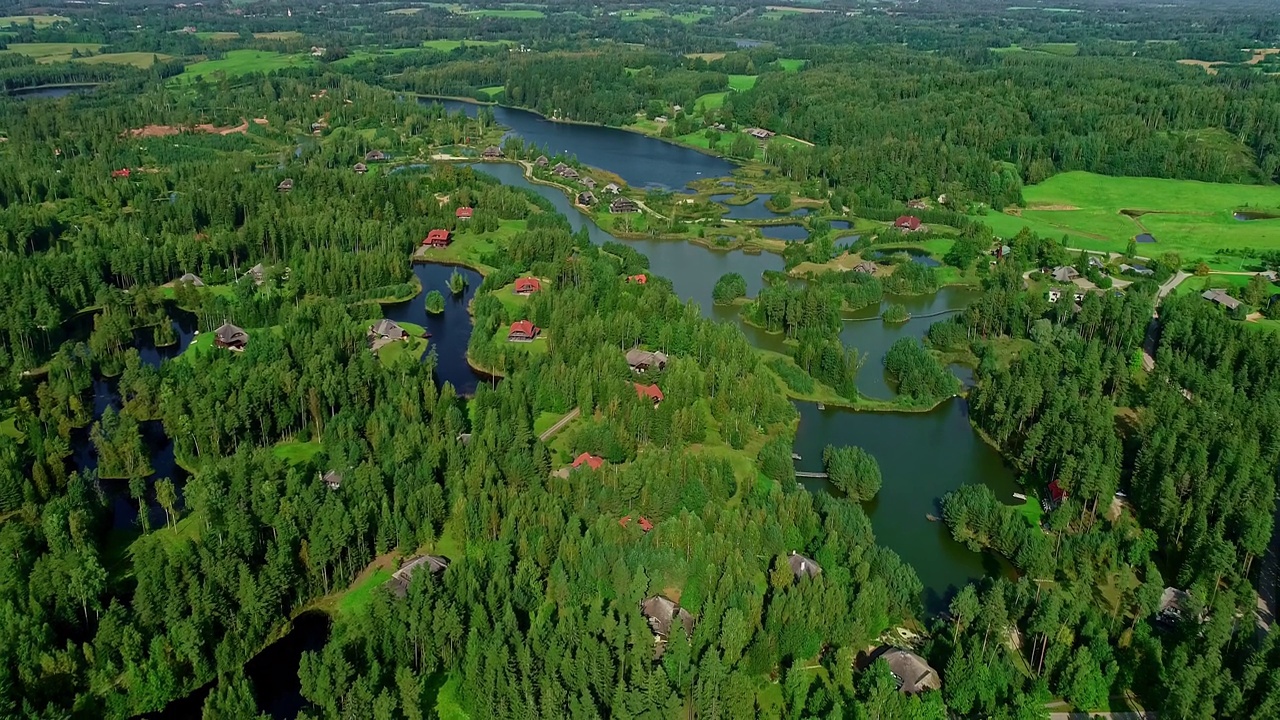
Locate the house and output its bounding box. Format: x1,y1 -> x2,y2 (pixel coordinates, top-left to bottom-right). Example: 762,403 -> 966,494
626,349 -> 668,373
894,216 -> 922,232
507,320 -> 540,342
603,183 -> 621,194
654,116 -> 668,124
213,322 -> 248,351
455,207 -> 473,221
514,277 -> 542,295
482,145 -> 503,159
1041,479 -> 1068,513
364,150 -> 388,162
111,168 -> 131,179
321,470 -> 342,490
1048,289 -> 1062,303
353,162 -> 368,174
992,244 -> 1011,258
788,551 -> 822,579
626,274 -> 647,284
671,104 -> 683,114
853,261 -> 878,275
310,121 -> 327,133
621,516 -> 654,532
879,648 -> 942,694
640,595 -> 694,639
1050,265 -> 1079,283
634,383 -> 664,406
244,263 -> 267,286
535,155 -> 549,167
310,46 -> 326,57
423,229 -> 451,248
907,199 -> 929,210
177,272 -> 204,287
552,162 -> 569,174
610,197 -> 640,214
1120,263 -> 1155,277
560,167 -> 580,180
577,191 -> 596,207
745,127 -> 775,140
1156,587 -> 1207,624
582,177 -> 597,190
1202,289 -> 1242,311
1088,256 -> 1105,270
369,318 -> 408,342
387,555 -> 450,597
571,452 -> 604,471
277,178 -> 294,193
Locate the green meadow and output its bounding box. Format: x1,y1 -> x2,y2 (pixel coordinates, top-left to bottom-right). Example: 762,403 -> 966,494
728,74 -> 757,91
2,42 -> 102,63
977,171 -> 1280,267
0,14 -> 68,27
77,52 -> 174,68
776,57 -> 806,71
177,50 -> 314,81
421,38 -> 506,52
462,7 -> 544,18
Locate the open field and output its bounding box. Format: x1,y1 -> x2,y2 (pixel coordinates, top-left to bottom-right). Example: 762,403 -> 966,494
177,50 -> 313,81
992,42 -> 1078,57
273,439 -> 323,464
728,74 -> 757,91
421,38 -> 506,52
976,171 -> 1280,267
462,7 -> 543,18
196,31 -> 241,40
0,14 -> 68,27
777,58 -> 806,72
1170,271 -> 1280,299
477,85 -> 505,99
76,52 -> 174,68
619,7 -> 709,23
694,91 -> 728,112
253,31 -> 303,40
2,42 -> 102,63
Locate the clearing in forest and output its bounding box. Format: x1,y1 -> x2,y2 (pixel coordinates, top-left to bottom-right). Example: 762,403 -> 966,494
0,14 -> 68,27
176,50 -> 313,81
977,171 -> 1280,267
76,52 -> 173,68
2,42 -> 102,63
728,74 -> 757,91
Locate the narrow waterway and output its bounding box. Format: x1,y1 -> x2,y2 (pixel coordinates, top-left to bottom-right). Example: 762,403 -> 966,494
383,263 -> 490,394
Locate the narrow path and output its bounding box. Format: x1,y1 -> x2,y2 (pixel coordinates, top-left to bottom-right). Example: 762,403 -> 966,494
538,407 -> 580,442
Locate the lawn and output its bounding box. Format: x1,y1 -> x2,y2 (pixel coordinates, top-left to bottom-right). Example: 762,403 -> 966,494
1171,272 -> 1280,299
196,31 -> 241,40
694,91 -> 728,112
335,567 -> 394,614
177,50 -> 313,82
728,74 -> 758,91
376,321 -> 430,366
776,58 -> 806,72
435,675 -> 471,720
413,220 -> 526,275
1013,497 -> 1044,529
2,42 -> 102,63
533,411 -> 562,437
253,31 -> 303,40
0,14 -> 68,27
75,52 -> 174,68
976,171 -> 1280,267
477,85 -> 505,99
421,38 -> 506,52
492,281 -> 534,315
0,410 -> 22,440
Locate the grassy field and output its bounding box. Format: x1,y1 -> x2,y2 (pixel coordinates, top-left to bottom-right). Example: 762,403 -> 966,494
776,57 -> 806,71
477,85 -> 505,99
376,321 -> 430,365
728,74 -> 758,91
0,409 -> 22,440
0,14 -> 68,27
421,38 -> 506,52
435,675 -> 472,720
462,7 -> 544,18
273,439 -> 323,465
178,50 -> 313,81
977,171 -> 1280,267
253,31 -> 303,40
2,42 -> 102,63
992,42 -> 1079,56
1171,271 -> 1280,299
196,31 -> 241,40
694,91 -> 728,112
76,52 -> 174,68
335,567 -> 394,614
619,7 -> 710,23
413,220 -> 528,274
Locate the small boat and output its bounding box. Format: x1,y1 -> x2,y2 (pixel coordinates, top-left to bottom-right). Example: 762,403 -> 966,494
791,453 -> 802,461
925,514 -> 939,522
817,403 -> 825,410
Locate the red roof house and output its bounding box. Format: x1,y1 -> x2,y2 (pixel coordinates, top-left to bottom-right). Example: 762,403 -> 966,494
894,215 -> 922,231
455,207 -> 473,220
635,383 -> 664,405
1048,479 -> 1067,503
507,320 -> 540,342
111,168 -> 131,178
627,274 -> 647,284
423,229 -> 451,248
620,516 -> 655,532
514,277 -> 542,295
572,452 -> 604,471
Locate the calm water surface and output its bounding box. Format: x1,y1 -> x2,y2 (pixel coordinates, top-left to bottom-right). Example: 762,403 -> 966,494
384,263 -> 490,394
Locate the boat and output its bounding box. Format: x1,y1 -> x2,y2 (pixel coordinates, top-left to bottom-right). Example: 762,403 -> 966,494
925,514 -> 939,522
817,402 -> 825,410
791,453 -> 802,461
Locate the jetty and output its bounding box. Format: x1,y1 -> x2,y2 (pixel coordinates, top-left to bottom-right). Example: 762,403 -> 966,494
795,471 -> 829,479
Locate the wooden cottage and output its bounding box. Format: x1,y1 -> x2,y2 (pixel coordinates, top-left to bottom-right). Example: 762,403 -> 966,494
634,383 -> 664,406
423,229 -> 452,248
894,215 -> 922,232
626,349 -> 668,373
482,145 -> 504,159
853,262 -> 878,275
514,277 -> 542,295
552,161 -> 570,174
577,191 -> 596,207
879,648 -> 941,694
387,555 -> 450,597
177,272 -> 204,287
560,167 -> 580,180
244,263 -> 267,286
640,595 -> 694,640
603,182 -> 621,194
277,178 -> 294,193
1050,265 -> 1080,283
368,319 -> 408,347
364,149 -> 388,162
535,155 -> 549,167
788,551 -> 822,579
582,177 -> 597,190
610,197 -> 640,214
213,322 -> 248,351
321,470 -> 343,490
507,320 -> 540,342
353,162 -> 368,174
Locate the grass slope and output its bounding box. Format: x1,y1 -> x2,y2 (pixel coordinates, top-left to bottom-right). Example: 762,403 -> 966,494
178,50 -> 313,82
728,74 -> 758,91
2,42 -> 102,63
978,171 -> 1280,267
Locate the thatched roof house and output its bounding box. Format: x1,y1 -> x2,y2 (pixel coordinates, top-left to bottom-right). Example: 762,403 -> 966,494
214,322 -> 248,351
626,349 -> 668,372
879,648 -> 941,694
640,595 -> 694,639
788,551 -> 821,579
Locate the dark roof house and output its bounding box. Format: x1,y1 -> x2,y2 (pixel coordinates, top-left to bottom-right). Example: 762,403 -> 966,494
482,146 -> 503,159
626,349 -> 668,372
387,555 -> 450,597
321,470 -> 343,490
353,162 -> 368,174
244,263 -> 267,286
788,551 -> 821,579
879,648 -> 942,694
640,595 -> 694,639
1050,266 -> 1080,283
177,272 -> 204,287
535,155 -> 549,167
364,150 -> 388,162
214,322 -> 248,351
577,191 -> 596,206
369,319 -> 408,346
582,177 -> 597,190
277,178 -> 293,193
1202,289 -> 1242,311
610,197 -> 640,214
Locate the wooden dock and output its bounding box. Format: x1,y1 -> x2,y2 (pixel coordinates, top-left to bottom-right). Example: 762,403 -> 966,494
795,471 -> 829,479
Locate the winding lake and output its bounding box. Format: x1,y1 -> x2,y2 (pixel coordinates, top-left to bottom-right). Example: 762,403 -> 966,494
384,263 -> 490,394
423,98 -> 735,191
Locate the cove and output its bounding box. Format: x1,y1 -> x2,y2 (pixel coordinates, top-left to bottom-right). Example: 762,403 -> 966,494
792,400 -> 1019,613
383,263 -> 491,394
422,97 -> 735,191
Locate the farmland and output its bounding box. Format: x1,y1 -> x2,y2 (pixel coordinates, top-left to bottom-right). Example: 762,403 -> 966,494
2,42 -> 102,63
177,50 -> 313,82
977,171 -> 1280,268
0,14 -> 68,27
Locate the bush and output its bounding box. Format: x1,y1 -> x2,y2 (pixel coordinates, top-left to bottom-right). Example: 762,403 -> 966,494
424,290 -> 445,314
882,303 -> 909,323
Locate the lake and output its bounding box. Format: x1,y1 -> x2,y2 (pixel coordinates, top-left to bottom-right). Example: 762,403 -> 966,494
384,263 -> 491,394
422,97 -> 736,191
8,83 -> 97,99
